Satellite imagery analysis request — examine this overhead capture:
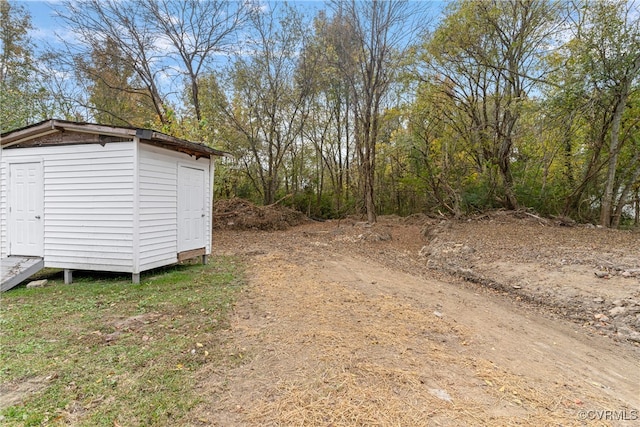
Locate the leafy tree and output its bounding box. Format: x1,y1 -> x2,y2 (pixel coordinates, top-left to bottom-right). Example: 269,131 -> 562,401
405,79 -> 467,215
297,10 -> 358,216
11,0 -> 638,227
76,36 -> 157,127
0,0 -> 46,132
576,0 -> 640,227
422,0 -> 563,209
547,0 -> 640,226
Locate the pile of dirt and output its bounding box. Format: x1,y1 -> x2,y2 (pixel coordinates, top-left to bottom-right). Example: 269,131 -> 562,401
213,198 -> 308,231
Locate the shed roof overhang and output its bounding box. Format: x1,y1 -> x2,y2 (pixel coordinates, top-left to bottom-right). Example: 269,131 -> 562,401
0,119 -> 226,159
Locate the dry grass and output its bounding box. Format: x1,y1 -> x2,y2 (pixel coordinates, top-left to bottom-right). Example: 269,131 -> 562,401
205,250 -> 622,426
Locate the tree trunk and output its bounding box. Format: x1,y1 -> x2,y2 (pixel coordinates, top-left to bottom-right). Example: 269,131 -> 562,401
636,188 -> 640,226
600,93 -> 628,227
191,77 -> 201,121
562,124 -> 607,218
600,55 -> 638,226
498,137 -> 518,210
563,112 -> 576,188
612,151 -> 640,228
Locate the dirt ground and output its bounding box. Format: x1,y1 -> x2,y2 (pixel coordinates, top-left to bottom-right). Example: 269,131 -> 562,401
192,211 -> 640,426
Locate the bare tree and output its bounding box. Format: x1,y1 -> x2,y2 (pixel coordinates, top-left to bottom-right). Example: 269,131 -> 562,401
57,0 -> 169,123
329,0 -> 427,223
220,4 -> 312,205
142,0 -> 251,121
56,0 -> 251,125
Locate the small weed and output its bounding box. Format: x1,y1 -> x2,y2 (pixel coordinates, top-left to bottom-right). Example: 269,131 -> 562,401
0,257 -> 244,426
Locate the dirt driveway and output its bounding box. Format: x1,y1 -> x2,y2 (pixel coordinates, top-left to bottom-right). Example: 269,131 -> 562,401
196,215 -> 639,426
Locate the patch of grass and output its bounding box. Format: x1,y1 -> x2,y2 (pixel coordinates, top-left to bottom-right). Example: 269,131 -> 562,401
0,257 -> 244,426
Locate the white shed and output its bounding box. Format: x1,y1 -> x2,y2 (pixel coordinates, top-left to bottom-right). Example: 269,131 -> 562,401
0,119 -> 224,289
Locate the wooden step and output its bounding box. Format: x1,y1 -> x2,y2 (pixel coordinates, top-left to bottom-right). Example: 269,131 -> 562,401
1,256 -> 45,292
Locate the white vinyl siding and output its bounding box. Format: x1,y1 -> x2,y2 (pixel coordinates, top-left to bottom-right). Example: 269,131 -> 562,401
0,158 -> 9,258
138,145 -> 178,271
137,143 -> 211,271
0,160 -> 7,258
1,142 -> 135,272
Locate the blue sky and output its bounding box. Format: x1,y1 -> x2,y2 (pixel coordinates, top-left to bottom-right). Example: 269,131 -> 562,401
20,0 -> 329,48
19,0 -> 444,51
18,1 -> 64,44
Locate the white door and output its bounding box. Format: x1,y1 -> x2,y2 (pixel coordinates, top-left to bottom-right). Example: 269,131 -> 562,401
9,162 -> 44,256
177,165 -> 205,252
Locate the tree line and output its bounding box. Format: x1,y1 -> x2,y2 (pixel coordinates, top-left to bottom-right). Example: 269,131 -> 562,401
1,0 -> 639,227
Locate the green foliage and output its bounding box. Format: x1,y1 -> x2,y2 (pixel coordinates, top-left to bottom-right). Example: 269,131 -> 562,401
540,0 -> 640,224
0,0 -> 46,132
290,190 -> 341,219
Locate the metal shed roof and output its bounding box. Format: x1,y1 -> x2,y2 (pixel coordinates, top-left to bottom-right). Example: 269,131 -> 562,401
0,119 -> 226,159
